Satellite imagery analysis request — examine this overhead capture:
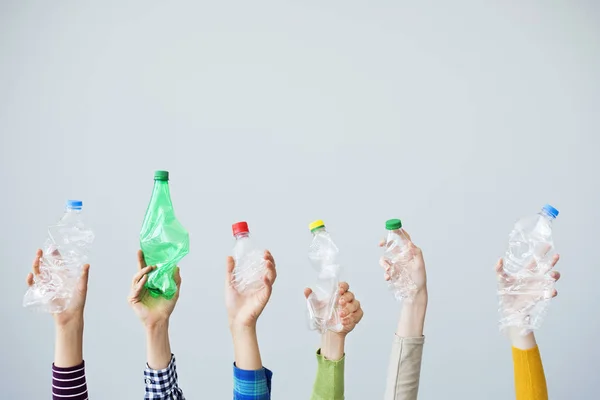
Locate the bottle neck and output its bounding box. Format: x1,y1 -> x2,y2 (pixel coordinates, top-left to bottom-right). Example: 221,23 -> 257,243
311,227 -> 326,235
540,209 -> 556,222
235,232 -> 250,240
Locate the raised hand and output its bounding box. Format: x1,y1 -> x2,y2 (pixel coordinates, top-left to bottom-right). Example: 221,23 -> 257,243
225,250 -> 277,329
379,230 -> 427,299
304,282 -> 363,338
496,251 -> 561,335
25,249 -> 90,328
128,250 -> 181,328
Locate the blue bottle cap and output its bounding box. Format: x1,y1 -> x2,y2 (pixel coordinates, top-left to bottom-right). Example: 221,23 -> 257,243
67,200 -> 83,210
542,204 -> 559,218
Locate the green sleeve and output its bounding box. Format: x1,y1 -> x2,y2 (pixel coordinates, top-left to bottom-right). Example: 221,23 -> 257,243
310,349 -> 345,400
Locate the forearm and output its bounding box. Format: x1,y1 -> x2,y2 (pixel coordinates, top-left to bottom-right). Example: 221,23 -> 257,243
511,335 -> 548,400
54,318 -> 84,368
320,332 -> 345,361
312,334 -> 345,400
509,329 -> 537,350
231,325 -> 262,370
396,290 -> 427,337
146,321 -> 172,370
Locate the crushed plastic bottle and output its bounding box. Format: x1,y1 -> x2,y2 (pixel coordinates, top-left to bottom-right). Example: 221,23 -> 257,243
23,200 -> 95,313
306,220 -> 342,333
498,204 -> 559,335
381,218 -> 417,301
231,221 -> 266,293
140,170 -> 189,300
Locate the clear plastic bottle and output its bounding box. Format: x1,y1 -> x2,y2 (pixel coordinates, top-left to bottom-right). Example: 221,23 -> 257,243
382,218 -> 417,301
504,205 -> 559,275
499,204 -> 559,333
23,200 -> 95,313
231,221 -> 266,293
306,220 -> 342,333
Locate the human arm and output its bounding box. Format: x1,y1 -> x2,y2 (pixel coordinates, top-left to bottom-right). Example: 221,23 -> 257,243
307,282 -> 364,400
129,250 -> 185,399
26,249 -> 90,400
496,255 -> 561,400
226,251 -> 277,400
381,233 -> 427,400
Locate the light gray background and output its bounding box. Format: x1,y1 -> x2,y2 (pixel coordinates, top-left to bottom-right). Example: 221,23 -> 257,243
1,1 -> 598,399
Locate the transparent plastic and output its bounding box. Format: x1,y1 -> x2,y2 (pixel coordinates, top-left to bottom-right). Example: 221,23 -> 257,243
307,226 -> 342,333
140,172 -> 189,300
498,206 -> 558,335
232,230 -> 266,293
381,227 -> 417,301
23,201 -> 94,313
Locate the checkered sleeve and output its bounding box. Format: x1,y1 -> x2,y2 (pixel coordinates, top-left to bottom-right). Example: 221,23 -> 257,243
233,363 -> 273,400
144,354 -> 185,400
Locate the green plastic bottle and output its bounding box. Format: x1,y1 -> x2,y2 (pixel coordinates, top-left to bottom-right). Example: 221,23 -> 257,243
140,170 -> 189,299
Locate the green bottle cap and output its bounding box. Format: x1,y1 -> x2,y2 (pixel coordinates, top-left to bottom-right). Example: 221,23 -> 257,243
385,219 -> 402,230
154,170 -> 169,181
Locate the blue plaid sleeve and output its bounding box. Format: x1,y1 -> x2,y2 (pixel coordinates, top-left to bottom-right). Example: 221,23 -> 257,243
233,363 -> 273,400
144,354 -> 185,399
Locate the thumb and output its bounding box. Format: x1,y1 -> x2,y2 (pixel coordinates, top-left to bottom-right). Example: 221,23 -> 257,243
174,267 -> 182,288
225,256 -> 235,287
80,264 -> 90,287
303,287 -> 312,299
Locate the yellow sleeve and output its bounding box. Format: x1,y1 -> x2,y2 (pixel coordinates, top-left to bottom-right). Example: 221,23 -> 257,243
512,346 -> 548,400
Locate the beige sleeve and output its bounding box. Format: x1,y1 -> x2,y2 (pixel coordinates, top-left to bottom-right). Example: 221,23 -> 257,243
384,335 -> 425,400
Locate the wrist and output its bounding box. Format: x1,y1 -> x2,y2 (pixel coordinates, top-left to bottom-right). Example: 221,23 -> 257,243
230,323 -> 257,338
508,328 -> 537,350
145,319 -> 169,333
320,331 -> 345,361
56,317 -> 84,334
397,289 -> 427,337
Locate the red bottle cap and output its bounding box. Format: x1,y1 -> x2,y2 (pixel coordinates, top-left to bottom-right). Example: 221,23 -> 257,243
232,221 -> 249,236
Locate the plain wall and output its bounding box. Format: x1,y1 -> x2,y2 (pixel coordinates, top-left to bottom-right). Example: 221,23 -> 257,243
1,1 -> 599,399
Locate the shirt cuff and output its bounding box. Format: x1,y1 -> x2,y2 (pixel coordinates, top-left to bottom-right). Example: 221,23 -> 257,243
393,334 -> 425,344
144,354 -> 185,399
233,363 -> 273,399
52,361 -> 88,400
311,349 -> 345,400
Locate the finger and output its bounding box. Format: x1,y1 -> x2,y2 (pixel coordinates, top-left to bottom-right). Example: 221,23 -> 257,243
539,253 -> 560,275
26,272 -> 34,286
341,299 -> 360,316
338,282 -> 349,295
137,250 -> 147,270
550,271 -> 561,282
384,273 -> 391,281
130,274 -> 149,300
32,249 -> 43,276
408,241 -> 422,255
264,250 -> 275,267
402,230 -> 412,241
80,264 -> 90,287
495,258 -> 508,281
132,265 -> 154,286
549,254 -> 560,269
261,274 -> 274,298
264,260 -> 277,286
378,238 -> 386,247
354,308 -> 364,324
339,290 -> 355,305
551,289 -> 558,298
225,256 -> 235,287
303,287 -> 313,299
174,267 -> 182,288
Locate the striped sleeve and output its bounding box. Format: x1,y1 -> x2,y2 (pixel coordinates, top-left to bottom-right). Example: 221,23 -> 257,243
52,361 -> 88,400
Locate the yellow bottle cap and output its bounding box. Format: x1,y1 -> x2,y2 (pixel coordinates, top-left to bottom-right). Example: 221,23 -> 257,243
309,220 -> 325,232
